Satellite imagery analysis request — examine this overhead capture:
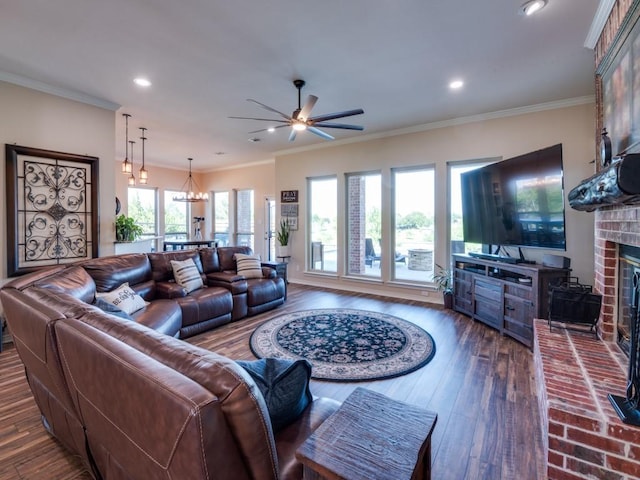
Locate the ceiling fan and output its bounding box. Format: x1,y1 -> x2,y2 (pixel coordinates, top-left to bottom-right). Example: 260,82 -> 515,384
229,79 -> 364,141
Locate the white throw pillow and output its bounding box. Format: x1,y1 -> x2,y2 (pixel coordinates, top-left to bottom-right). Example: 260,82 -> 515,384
235,253 -> 263,279
96,282 -> 147,315
170,258 -> 204,293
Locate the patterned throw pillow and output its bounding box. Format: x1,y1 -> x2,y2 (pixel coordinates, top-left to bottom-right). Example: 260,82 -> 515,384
170,258 -> 204,293
234,253 -> 263,279
96,282 -> 147,315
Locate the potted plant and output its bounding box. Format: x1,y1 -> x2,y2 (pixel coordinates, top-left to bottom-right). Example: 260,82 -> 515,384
115,214 -> 144,242
433,263 -> 454,309
276,219 -> 291,257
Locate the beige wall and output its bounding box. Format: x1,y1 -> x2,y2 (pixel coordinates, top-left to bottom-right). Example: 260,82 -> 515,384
275,102 -> 596,303
0,81 -> 116,279
202,161 -> 276,260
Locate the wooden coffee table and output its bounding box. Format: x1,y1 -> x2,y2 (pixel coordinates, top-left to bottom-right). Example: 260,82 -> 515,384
296,387 -> 437,480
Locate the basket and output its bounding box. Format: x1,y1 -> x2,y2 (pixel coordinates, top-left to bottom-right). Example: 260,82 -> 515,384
548,278 -> 602,336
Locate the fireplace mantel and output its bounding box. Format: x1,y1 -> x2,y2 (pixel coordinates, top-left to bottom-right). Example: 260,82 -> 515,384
568,154 -> 640,212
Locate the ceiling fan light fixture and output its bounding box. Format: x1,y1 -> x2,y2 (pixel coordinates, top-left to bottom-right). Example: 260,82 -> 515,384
292,122 -> 307,131
520,0 -> 547,16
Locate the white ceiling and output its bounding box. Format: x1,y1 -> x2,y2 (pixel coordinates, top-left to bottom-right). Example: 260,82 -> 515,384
0,0 -> 602,172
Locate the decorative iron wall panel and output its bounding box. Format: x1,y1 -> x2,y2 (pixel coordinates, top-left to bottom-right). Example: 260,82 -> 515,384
5,145 -> 99,276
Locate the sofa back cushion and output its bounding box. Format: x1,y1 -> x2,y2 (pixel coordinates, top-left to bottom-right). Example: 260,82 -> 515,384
199,247 -> 221,273
81,254 -> 152,293
55,318 -> 251,480
218,246 -> 253,271
34,265 -> 97,304
148,250 -> 204,282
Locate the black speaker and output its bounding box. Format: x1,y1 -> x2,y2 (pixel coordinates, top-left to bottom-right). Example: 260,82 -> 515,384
543,254 -> 571,269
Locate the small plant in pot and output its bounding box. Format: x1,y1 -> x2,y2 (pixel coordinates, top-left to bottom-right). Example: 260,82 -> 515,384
433,263 -> 454,309
115,214 -> 144,242
276,219 -> 290,257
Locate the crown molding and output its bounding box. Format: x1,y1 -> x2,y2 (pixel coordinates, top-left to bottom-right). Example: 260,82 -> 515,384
584,0 -> 616,49
0,70 -> 120,111
275,95 -> 596,157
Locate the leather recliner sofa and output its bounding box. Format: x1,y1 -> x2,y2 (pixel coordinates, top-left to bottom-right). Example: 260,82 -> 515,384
0,252 -> 337,480
68,246 -> 286,338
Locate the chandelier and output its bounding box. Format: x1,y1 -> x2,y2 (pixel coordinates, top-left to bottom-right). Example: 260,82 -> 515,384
173,158 -> 209,202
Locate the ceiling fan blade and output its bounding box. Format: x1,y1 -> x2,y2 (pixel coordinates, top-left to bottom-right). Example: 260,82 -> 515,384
313,122 -> 364,131
309,108 -> 364,123
308,126 -> 335,141
247,99 -> 292,121
228,116 -> 290,123
288,129 -> 297,142
248,124 -> 290,134
297,95 -> 318,121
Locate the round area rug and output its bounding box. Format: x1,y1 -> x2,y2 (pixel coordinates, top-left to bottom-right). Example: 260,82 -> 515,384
249,308 -> 436,382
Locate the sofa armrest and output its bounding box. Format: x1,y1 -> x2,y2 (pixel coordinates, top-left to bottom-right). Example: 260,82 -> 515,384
155,281 -> 187,299
206,272 -> 248,295
206,271 -> 245,284
261,267 -> 276,279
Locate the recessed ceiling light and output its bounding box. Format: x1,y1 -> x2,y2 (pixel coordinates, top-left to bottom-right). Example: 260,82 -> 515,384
449,79 -> 464,90
520,0 -> 547,16
133,77 -> 152,87
268,127 -> 276,133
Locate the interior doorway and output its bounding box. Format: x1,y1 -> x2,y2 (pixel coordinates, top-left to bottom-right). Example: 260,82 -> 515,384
265,196 -> 276,261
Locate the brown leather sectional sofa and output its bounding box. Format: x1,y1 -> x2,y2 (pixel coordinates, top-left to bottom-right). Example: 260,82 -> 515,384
0,246 -> 339,479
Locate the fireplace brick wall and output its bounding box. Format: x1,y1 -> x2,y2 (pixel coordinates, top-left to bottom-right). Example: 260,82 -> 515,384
594,206 -> 640,341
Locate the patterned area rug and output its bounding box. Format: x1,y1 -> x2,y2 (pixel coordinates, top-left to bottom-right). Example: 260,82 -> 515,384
249,308 -> 436,382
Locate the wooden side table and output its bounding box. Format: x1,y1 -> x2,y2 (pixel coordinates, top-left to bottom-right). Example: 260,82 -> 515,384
296,387 -> 437,480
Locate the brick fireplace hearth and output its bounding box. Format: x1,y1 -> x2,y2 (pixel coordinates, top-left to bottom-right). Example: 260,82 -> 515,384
533,204 -> 640,479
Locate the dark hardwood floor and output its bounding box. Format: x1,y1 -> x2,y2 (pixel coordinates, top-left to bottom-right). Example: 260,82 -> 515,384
0,284 -> 544,479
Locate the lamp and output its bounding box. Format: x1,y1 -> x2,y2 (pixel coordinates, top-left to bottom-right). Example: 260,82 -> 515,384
128,140 -> 136,186
173,158 -> 209,202
121,113 -> 132,174
139,127 -> 148,185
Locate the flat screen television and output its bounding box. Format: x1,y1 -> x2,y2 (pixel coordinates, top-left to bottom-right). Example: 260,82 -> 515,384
461,143 -> 566,251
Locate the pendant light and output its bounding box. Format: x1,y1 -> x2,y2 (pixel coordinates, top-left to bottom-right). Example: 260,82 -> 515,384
121,113 -> 132,174
139,127 -> 148,184
128,140 -> 136,186
173,158 -> 209,202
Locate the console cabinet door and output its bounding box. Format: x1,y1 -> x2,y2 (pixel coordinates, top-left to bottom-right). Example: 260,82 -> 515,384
454,269 -> 473,315
473,278 -> 502,331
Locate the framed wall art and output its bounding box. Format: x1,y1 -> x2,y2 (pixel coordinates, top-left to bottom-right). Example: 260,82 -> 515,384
5,144 -> 99,276
598,1 -> 640,159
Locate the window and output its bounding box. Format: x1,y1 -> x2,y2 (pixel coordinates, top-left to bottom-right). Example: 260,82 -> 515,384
449,162 -> 491,255
164,190 -> 188,240
213,191 -> 230,246
392,167 -> 435,282
308,176 -> 337,272
127,187 -> 157,236
346,172 -> 381,276
236,189 -> 254,249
